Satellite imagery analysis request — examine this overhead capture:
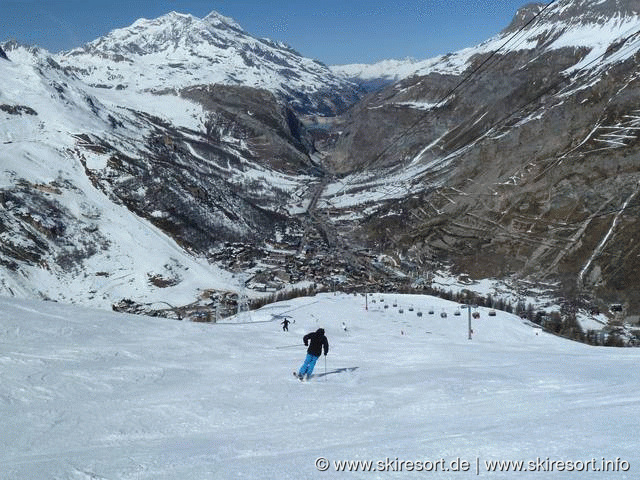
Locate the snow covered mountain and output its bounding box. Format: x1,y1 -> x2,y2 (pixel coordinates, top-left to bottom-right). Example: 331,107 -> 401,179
0,44 -> 245,308
3,0 -> 640,331
55,11 -> 362,116
0,41 -> 332,314
319,0 -> 640,316
330,58 -> 423,91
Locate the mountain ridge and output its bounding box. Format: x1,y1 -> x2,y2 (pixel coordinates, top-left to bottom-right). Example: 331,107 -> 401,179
3,1 -> 640,330
331,0 -> 640,84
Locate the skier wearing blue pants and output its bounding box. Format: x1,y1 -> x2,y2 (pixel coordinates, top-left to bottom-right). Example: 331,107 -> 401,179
296,328 -> 329,380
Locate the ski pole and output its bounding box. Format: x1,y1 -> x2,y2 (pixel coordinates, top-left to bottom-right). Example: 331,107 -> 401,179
324,355 -> 327,381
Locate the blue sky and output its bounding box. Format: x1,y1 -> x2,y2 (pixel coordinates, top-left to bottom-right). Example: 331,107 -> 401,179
2,0 -> 532,65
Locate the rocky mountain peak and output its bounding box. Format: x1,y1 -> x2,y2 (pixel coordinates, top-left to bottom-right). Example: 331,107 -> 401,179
110,10 -> 248,52
513,0 -> 640,28
502,0 -> 640,38
202,10 -> 244,32
503,3 -> 546,33
74,11 -> 207,56
66,9 -> 267,59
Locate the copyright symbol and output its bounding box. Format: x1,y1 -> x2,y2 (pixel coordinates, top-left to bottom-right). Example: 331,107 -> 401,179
315,457 -> 330,471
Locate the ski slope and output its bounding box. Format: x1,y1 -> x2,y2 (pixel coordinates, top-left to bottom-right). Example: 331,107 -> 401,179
1,293 -> 638,479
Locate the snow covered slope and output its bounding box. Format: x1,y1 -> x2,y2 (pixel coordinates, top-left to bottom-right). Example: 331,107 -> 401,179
1,292 -> 638,479
0,46 -> 245,308
55,11 -> 361,116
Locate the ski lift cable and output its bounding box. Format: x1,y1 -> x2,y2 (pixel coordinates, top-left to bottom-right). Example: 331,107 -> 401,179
430,1 -> 559,107
560,197 -> 640,225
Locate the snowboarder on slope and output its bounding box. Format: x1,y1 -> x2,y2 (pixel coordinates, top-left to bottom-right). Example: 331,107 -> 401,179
296,328 -> 328,380
281,318 -> 290,331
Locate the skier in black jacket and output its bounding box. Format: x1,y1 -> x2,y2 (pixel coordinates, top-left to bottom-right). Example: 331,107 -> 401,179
296,328 -> 328,380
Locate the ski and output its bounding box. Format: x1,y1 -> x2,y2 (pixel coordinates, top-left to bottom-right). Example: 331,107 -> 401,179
293,371 -> 311,381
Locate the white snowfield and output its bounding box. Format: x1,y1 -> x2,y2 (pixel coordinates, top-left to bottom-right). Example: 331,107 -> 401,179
1,293 -> 638,479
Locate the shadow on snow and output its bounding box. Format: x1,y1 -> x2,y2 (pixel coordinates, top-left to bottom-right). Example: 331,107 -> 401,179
314,366 -> 359,378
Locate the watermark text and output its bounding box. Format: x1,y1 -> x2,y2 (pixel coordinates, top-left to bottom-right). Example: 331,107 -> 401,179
315,456 -> 631,474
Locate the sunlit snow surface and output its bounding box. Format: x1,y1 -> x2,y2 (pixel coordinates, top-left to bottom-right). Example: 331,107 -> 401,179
1,293 -> 638,479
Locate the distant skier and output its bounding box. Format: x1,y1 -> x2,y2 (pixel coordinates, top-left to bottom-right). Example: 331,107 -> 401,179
295,328 -> 329,380
281,318 -> 290,332
341,321 -> 348,332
